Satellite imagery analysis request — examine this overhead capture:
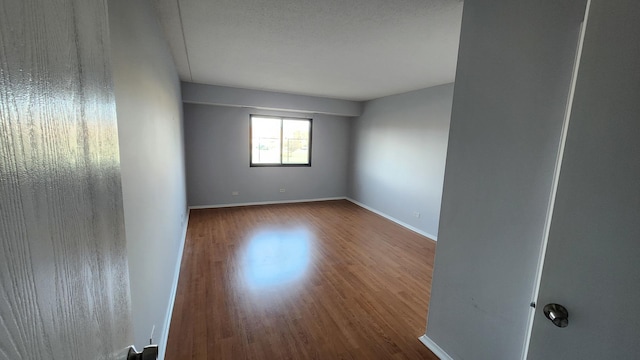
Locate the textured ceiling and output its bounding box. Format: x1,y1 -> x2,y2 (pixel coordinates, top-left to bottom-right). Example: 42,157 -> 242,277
153,0 -> 463,101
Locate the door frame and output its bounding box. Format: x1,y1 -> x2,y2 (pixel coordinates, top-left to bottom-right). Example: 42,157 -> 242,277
520,0 -> 592,357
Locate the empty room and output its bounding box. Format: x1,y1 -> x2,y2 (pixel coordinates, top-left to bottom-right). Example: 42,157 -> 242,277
160,0 -> 460,358
2,0 -> 639,360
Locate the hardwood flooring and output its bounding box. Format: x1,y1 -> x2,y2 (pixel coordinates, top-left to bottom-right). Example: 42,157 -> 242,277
165,200 -> 437,359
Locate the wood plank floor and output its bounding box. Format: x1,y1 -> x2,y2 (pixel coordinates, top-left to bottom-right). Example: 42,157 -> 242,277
165,200 -> 437,359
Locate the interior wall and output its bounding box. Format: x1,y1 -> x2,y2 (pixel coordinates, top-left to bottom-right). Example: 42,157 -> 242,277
348,84 -> 454,239
184,104 -> 350,206
425,0 -> 587,359
108,0 -> 187,351
182,82 -> 363,117
527,0 -> 640,357
0,0 -> 132,358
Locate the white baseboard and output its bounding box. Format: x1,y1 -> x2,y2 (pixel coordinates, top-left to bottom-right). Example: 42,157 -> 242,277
419,335 -> 453,360
157,209 -> 190,360
188,197 -> 346,210
346,198 -> 437,241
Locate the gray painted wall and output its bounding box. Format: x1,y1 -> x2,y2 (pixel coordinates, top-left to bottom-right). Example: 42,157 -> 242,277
528,0 -> 640,357
185,104 -> 349,206
108,0 -> 187,351
348,84 -> 454,239
182,82 -> 363,117
425,0 -> 587,359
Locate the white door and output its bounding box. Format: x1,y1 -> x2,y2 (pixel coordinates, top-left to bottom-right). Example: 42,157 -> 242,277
0,0 -> 133,359
527,0 -> 640,358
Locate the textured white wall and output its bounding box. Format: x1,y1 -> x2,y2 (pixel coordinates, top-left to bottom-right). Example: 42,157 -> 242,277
0,0 -> 132,358
108,0 -> 187,351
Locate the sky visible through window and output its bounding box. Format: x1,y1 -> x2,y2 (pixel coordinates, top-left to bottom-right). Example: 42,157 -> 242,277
251,116 -> 310,165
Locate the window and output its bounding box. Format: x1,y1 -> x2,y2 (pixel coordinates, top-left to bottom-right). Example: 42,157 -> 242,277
250,115 -> 312,166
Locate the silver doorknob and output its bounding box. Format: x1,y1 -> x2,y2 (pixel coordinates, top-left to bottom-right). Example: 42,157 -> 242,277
543,303 -> 569,328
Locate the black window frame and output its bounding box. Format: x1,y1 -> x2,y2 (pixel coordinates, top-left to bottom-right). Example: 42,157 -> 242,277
249,115 -> 313,167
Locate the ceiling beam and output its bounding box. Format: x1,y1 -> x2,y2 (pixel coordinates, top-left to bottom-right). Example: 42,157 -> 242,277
182,82 -> 363,117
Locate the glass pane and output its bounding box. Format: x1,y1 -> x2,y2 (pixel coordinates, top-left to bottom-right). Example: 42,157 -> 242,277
282,119 -> 310,164
252,117 -> 281,164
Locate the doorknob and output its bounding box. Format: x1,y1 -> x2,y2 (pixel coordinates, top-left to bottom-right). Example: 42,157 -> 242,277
127,345 -> 158,360
543,303 -> 569,328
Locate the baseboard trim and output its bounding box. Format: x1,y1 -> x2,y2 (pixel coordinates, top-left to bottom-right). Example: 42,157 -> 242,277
346,198 -> 437,241
157,209 -> 190,360
419,335 -> 453,360
188,197 -> 347,210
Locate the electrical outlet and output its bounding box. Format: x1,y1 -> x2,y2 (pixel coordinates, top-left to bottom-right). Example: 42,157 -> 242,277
232,191 -> 239,196
414,212 -> 421,218
279,188 -> 286,192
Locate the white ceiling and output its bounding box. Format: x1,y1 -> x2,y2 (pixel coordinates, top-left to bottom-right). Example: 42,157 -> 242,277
153,0 -> 463,101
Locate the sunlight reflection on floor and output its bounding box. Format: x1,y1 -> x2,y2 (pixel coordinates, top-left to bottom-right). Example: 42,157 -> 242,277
240,227 -> 313,291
